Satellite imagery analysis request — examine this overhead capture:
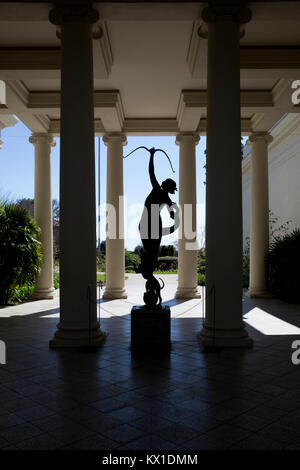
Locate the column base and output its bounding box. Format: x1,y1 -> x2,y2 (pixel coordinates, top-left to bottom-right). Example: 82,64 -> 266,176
197,324 -> 253,349
102,288 -> 128,300
30,287 -> 56,300
50,322 -> 106,349
175,287 -> 201,299
246,288 -> 274,299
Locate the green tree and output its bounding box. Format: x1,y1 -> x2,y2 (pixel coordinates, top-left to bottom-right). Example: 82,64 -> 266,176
17,198 -> 60,221
134,245 -> 143,256
159,245 -> 175,256
269,209 -> 292,241
125,249 -> 140,272
52,199 -> 60,221
99,240 -> 106,254
96,240 -> 106,271
0,203 -> 43,305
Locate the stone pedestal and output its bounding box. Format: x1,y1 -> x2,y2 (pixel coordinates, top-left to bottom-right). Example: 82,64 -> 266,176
131,305 -> 171,352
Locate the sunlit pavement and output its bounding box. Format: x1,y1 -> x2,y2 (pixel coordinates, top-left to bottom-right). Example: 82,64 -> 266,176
0,274 -> 300,450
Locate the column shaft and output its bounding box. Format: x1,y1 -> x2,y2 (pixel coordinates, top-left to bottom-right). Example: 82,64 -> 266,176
49,7 -> 104,347
103,134 -> 127,299
198,5 -> 253,348
247,133 -> 273,297
175,133 -> 200,299
30,134 -> 55,299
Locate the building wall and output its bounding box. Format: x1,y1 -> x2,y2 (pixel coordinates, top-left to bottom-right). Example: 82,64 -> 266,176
242,113 -> 300,247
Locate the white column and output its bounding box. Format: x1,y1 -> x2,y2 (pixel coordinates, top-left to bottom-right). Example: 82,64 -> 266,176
198,4 -> 253,348
103,133 -> 127,299
247,132 -> 273,298
175,133 -> 200,299
29,133 -> 55,299
49,5 -> 105,347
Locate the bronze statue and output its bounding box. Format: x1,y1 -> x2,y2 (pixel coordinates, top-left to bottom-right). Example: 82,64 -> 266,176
124,146 -> 179,307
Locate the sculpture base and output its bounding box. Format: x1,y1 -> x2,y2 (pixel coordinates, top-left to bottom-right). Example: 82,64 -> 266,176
131,305 -> 171,352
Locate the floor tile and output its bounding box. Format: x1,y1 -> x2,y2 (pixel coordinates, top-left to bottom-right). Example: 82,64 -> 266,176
101,423 -> 145,445
0,423 -> 43,444
0,278 -> 300,450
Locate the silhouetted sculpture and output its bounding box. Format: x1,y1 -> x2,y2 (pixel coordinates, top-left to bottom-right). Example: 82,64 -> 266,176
124,146 -> 179,307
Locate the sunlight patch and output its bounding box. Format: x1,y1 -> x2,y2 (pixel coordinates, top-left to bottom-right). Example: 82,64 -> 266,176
244,307 -> 300,335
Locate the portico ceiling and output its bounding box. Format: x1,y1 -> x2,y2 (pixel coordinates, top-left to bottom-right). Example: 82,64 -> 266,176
0,1 -> 300,135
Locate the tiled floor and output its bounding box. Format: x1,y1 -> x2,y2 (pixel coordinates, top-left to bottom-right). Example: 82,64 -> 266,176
0,274 -> 300,450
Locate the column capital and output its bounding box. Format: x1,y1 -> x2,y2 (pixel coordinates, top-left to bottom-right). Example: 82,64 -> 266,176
201,3 -> 252,24
176,132 -> 200,146
103,133 -> 127,147
49,6 -> 99,25
29,133 -> 56,147
247,132 -> 273,145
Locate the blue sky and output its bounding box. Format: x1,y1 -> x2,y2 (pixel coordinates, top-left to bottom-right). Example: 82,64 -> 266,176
0,120 -> 207,250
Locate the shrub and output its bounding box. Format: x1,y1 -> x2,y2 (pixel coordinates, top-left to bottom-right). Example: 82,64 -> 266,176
97,254 -> 106,272
197,273 -> 206,286
242,212 -> 292,290
54,272 -> 60,289
0,203 -> 43,305
266,229 -> 300,303
125,250 -> 140,272
157,256 -> 177,271
8,283 -> 35,303
197,248 -> 206,275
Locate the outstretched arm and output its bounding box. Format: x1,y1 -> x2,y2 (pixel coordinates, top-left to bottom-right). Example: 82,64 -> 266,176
149,148 -> 160,189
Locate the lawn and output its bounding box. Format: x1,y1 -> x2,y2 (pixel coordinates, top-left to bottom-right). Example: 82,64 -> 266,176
97,274 -> 128,282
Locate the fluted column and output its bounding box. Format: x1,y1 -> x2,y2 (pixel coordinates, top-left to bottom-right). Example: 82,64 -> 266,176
49,5 -> 105,347
198,3 -> 253,348
30,133 -> 55,299
103,133 -> 127,299
175,133 -> 200,299
247,132 -> 273,298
